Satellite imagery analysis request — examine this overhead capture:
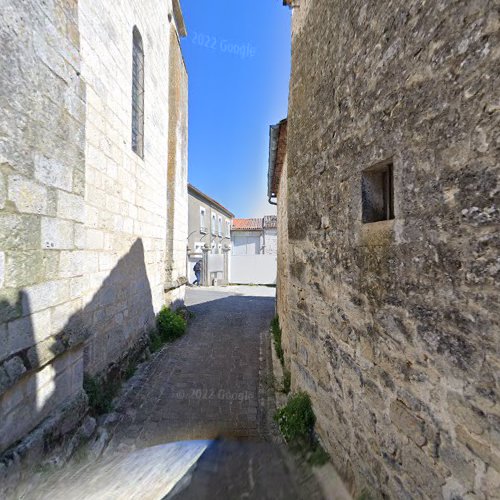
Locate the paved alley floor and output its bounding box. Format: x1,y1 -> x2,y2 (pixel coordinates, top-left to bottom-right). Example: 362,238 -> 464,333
21,286 -> 326,500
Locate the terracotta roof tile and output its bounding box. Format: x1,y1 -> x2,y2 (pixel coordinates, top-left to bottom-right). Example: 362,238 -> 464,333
232,218 -> 263,230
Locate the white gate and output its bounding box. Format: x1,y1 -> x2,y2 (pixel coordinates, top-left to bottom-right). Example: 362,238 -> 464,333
229,255 -> 277,285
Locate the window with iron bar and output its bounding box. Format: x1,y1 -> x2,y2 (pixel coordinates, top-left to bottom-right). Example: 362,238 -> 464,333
132,27 -> 144,158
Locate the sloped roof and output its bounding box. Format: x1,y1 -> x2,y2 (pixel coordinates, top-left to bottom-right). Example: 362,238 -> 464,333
232,218 -> 263,231
188,184 -> 235,218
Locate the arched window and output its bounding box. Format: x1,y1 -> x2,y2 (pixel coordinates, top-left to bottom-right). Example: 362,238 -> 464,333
131,27 -> 144,157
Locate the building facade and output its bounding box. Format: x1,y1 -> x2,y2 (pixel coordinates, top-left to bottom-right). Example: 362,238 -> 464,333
231,217 -> 278,256
187,184 -> 234,282
0,0 -> 188,461
274,1 -> 499,498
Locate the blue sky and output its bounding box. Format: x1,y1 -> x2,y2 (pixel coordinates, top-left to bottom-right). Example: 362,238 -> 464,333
180,0 -> 291,218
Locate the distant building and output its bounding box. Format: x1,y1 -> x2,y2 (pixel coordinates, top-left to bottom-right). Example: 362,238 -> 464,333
187,184 -> 234,280
231,217 -> 277,256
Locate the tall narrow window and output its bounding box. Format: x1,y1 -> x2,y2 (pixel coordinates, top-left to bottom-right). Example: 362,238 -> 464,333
132,27 -> 144,158
200,207 -> 206,233
211,213 -> 217,235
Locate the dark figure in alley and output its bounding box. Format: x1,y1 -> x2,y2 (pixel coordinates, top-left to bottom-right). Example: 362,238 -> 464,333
193,260 -> 202,286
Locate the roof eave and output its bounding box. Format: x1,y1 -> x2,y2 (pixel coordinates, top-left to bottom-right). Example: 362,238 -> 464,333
172,0 -> 187,38
188,183 -> 235,218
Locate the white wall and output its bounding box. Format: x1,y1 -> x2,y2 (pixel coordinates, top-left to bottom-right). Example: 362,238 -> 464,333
230,255 -> 277,285
231,231 -> 263,255
264,228 -> 277,255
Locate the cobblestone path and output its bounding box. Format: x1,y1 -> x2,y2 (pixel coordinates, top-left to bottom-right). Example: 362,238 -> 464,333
107,287 -> 274,448
108,286 -> 323,499
25,287 -> 325,499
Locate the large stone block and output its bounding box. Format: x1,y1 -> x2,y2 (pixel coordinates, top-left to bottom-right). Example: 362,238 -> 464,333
6,309 -> 52,359
390,399 -> 428,447
4,251 -> 45,288
57,191 -> 85,223
58,250 -> 94,278
34,155 -> 73,192
7,175 -> 48,215
0,214 -> 40,250
41,217 -> 74,250
21,279 -> 70,315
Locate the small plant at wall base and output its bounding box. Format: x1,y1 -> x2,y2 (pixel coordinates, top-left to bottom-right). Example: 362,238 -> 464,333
149,330 -> 163,353
83,375 -> 120,416
274,392 -> 330,466
282,368 -> 291,394
157,306 -> 187,342
149,308 -> 189,353
271,316 -> 284,366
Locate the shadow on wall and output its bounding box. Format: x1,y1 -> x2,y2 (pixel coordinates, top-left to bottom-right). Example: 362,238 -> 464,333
0,238 -> 155,456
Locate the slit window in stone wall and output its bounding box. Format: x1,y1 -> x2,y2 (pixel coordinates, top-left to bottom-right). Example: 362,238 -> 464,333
131,26 -> 144,158
362,161 -> 394,223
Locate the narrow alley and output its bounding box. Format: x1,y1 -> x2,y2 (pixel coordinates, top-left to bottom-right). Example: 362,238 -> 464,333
21,287 -> 329,500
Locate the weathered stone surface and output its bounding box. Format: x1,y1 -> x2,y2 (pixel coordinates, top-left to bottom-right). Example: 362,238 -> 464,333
0,252 -> 4,288
34,155 -> 73,192
57,191 -> 85,223
41,217 -> 74,249
276,0 -> 500,497
0,215 -> 40,250
0,173 -> 5,210
7,176 -> 48,215
6,310 -> 51,359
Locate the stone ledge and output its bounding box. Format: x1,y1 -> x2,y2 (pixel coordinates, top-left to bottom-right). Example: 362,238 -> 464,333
164,276 -> 188,293
0,390 -> 90,498
0,324 -> 90,397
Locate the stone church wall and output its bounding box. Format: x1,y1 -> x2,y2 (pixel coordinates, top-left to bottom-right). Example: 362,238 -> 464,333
0,0 -> 187,455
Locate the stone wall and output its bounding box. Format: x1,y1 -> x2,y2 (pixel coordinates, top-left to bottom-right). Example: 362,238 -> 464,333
276,154 -> 290,354
165,25 -> 189,306
0,0 -> 187,455
284,0 -> 499,498
0,0 -> 88,454
264,228 -> 278,255
78,0 -> 181,374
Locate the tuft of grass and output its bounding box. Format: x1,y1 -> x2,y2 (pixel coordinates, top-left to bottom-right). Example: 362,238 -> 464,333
149,331 -> 163,353
157,306 -> 187,342
282,368 -> 291,394
83,375 -> 119,415
274,392 -> 315,444
271,316 -> 284,366
274,391 -> 330,466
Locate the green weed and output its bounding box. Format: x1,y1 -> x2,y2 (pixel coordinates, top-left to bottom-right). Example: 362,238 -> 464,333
274,391 -> 330,466
83,375 -> 119,415
274,392 -> 315,444
282,368 -> 291,394
157,306 -> 187,342
271,316 -> 284,366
